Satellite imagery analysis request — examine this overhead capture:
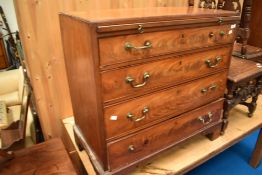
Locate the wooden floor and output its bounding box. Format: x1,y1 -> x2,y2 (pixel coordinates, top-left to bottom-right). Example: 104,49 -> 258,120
63,96 -> 262,175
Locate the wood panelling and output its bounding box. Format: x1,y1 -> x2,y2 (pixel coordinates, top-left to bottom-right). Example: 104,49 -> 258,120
13,0 -> 209,138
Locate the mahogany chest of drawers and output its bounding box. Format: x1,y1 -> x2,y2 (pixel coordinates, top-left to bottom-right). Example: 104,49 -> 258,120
60,7 -> 240,174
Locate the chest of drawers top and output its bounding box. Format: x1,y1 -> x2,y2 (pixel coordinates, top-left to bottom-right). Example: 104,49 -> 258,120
60,7 -> 240,174
61,7 -> 239,68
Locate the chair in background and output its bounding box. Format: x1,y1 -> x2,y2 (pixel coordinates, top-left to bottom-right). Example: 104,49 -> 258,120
0,67 -> 24,108
216,0 -> 262,61
0,67 -> 31,150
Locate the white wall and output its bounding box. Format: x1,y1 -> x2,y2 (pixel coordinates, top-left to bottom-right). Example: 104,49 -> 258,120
0,0 -> 19,35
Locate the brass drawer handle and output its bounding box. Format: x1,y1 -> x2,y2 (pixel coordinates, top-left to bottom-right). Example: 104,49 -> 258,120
198,112 -> 213,125
205,56 -> 222,68
209,84 -> 217,91
125,41 -> 152,50
201,88 -> 208,94
218,18 -> 224,24
220,31 -> 225,37
127,107 -> 149,122
201,84 -> 217,94
126,72 -> 150,88
128,145 -> 135,152
209,32 -> 215,38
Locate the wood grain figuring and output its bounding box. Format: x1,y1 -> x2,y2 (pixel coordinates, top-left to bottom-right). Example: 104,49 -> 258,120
99,25 -> 236,66
60,15 -> 107,169
102,46 -> 232,103
107,99 -> 224,171
104,72 -> 227,139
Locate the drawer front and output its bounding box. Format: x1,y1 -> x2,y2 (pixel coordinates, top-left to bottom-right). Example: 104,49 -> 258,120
107,99 -> 224,170
104,72 -> 227,139
99,24 -> 236,66
102,46 -> 232,103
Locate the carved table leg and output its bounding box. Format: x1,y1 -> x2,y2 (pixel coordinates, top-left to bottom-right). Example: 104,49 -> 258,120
250,128 -> 262,168
222,82 -> 236,135
249,95 -> 258,117
240,76 -> 262,117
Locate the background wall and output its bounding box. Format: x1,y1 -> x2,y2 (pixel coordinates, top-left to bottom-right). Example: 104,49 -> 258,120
0,0 -> 18,35
13,0 -> 243,139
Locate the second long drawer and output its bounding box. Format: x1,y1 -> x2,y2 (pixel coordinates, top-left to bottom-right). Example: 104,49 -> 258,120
104,71 -> 227,139
101,46 -> 232,103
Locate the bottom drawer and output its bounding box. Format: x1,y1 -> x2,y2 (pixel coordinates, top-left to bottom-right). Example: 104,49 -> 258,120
107,99 -> 224,170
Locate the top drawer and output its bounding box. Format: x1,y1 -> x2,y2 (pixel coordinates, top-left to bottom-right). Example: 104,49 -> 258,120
99,24 -> 236,66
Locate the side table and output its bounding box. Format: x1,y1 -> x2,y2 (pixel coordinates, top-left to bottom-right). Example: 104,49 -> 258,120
222,57 -> 262,133
0,138 -> 78,175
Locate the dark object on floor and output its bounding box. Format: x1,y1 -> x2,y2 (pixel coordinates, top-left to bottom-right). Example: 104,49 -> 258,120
250,128 -> 262,168
222,57 -> 262,133
0,138 -> 78,175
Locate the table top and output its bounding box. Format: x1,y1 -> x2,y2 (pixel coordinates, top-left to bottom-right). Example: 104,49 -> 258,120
63,96 -> 262,175
0,138 -> 77,175
228,56 -> 262,83
61,7 -> 239,23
